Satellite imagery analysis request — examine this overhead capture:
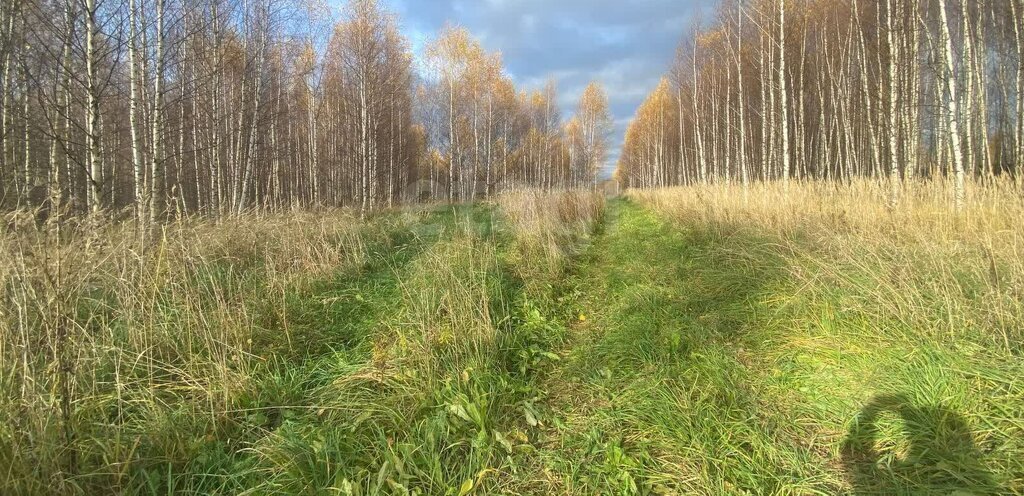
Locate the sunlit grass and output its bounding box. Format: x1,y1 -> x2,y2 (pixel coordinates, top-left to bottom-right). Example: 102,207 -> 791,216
620,179 -> 1024,494
3,181 -> 1020,494
0,191 -> 605,494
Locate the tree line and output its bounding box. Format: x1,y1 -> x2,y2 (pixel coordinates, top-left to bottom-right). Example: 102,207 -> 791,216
616,0 -> 1024,208
0,0 -> 612,220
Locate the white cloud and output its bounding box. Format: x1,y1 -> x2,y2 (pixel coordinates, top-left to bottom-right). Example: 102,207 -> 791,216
377,0 -> 713,177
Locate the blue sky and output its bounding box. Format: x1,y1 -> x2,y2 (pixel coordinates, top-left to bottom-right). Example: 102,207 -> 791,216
367,0 -> 712,177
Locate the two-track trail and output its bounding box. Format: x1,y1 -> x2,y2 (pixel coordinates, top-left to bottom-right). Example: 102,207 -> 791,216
527,198 -> 835,494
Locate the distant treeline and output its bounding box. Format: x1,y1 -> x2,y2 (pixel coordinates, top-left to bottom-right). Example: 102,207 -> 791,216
0,0 -> 612,220
618,0 -> 1024,208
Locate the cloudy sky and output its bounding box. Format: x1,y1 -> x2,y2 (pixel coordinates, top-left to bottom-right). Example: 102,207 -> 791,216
373,0 -> 712,178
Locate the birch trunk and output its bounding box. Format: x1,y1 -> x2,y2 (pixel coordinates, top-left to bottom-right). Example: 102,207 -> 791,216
939,0 -> 966,210
85,0 -> 102,214
1012,0 -> 1024,182
149,0 -> 166,222
128,0 -> 145,221
778,0 -> 791,191
736,2 -> 748,193
886,0 -> 901,204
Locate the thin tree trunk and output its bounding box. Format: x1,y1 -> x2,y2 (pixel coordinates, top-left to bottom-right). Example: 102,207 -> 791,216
939,0 -> 966,210
129,0 -> 145,221
736,2 -> 748,195
1012,0 -> 1024,182
85,0 -> 102,214
692,34 -> 706,183
887,0 -> 901,205
149,0 -> 166,222
778,0 -> 791,191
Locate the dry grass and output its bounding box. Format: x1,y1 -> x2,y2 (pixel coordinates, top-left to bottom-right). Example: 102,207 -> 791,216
0,191 -> 608,494
626,178 -> 1024,492
630,178 -> 1024,351
0,210 -> 373,493
495,189 -> 605,279
394,231 -> 504,374
4,182 -> 1018,493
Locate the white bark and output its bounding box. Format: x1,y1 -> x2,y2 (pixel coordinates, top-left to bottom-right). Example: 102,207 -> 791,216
1012,0 -> 1024,181
939,0 -> 966,210
887,0 -> 901,204
736,1 -> 749,193
778,0 -> 791,191
692,34 -> 706,183
149,0 -> 166,222
85,0 -> 102,214
128,0 -> 144,220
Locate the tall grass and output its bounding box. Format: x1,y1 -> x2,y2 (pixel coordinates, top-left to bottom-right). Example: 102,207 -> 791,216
236,192 -> 605,494
495,190 -> 605,280
0,210 -> 379,493
627,178 -> 1024,492
0,190 -> 606,494
630,178 -> 1023,351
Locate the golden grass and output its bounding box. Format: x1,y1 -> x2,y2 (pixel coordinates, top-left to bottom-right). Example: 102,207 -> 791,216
629,178 -> 1024,351
0,210 -> 372,491
625,178 -> 1024,492
0,190 -> 607,493
495,189 -> 605,279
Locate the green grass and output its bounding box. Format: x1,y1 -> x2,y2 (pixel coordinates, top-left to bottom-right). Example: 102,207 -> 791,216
522,198 -> 1021,495
3,193 -> 1022,495
528,199 -> 829,494
116,205 -> 544,495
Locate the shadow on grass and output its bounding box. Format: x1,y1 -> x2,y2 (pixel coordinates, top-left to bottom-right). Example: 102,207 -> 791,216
842,394 -> 997,495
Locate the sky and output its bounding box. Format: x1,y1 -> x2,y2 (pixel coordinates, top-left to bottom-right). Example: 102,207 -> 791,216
373,0 -> 713,178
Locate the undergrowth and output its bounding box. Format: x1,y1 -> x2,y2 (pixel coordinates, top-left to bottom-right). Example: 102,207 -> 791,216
617,180 -> 1024,494
0,192 -> 605,495
4,180 -> 1020,495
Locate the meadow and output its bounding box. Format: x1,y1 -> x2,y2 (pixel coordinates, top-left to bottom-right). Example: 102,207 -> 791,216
2,181 -> 1022,495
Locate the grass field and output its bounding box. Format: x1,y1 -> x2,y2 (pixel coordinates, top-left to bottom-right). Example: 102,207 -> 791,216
2,183 -> 1022,494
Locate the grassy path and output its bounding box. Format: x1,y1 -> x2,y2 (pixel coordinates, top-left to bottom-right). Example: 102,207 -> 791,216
530,198 -> 1017,495
532,198 -> 830,494
124,205 -> 516,494
9,194 -> 1017,494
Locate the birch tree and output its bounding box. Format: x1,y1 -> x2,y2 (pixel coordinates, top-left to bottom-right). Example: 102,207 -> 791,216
938,0 -> 966,209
